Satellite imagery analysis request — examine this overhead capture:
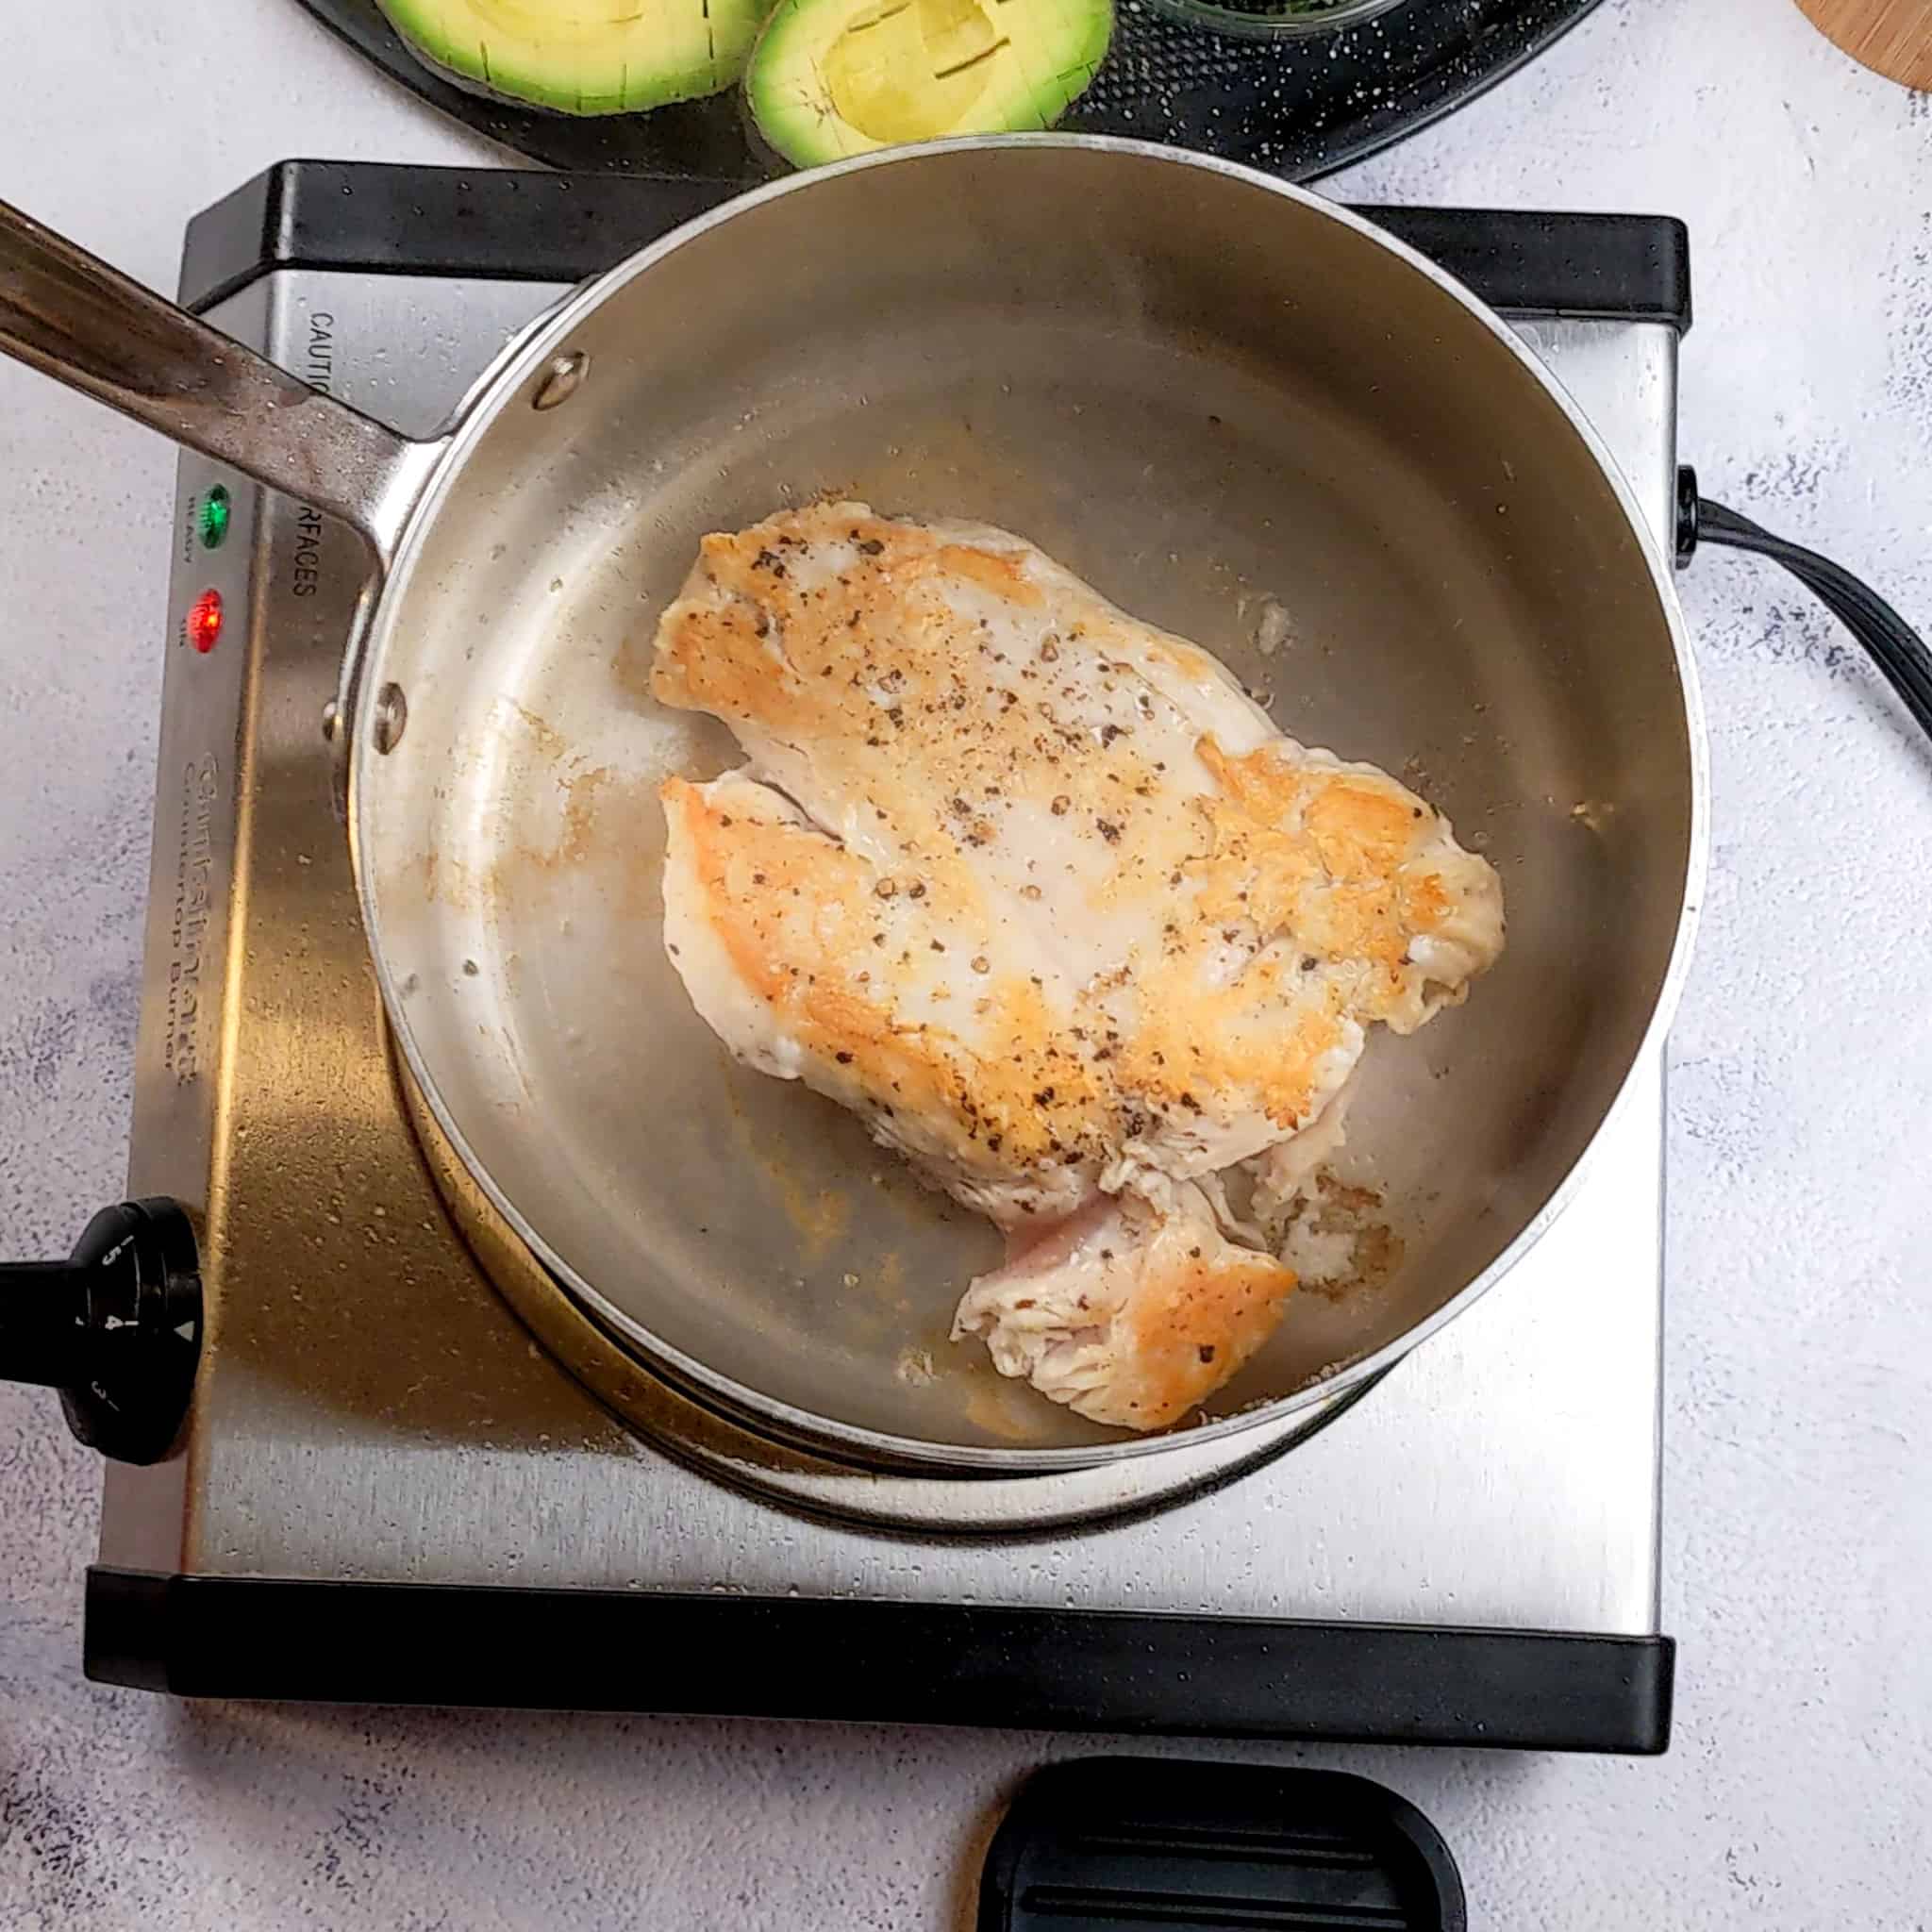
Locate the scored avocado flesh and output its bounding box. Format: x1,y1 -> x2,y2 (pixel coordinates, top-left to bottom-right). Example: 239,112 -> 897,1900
747,0 -> 1111,165
378,0 -> 775,114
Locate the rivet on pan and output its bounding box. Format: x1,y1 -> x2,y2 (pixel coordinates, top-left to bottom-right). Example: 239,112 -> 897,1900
320,699 -> 341,742
372,683 -> 408,755
532,351 -> 589,411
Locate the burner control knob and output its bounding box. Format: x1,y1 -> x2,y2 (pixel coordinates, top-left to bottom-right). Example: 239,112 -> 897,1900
0,1198 -> 201,1465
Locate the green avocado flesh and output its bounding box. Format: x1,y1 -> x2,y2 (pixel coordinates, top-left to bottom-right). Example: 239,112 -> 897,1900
379,0 -> 774,114
745,0 -> 1111,167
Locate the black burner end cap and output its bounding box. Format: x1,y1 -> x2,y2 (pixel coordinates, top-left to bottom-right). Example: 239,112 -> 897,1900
980,1757 -> 1464,1931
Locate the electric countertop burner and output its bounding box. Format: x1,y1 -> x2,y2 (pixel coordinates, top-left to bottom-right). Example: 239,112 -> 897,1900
81,164 -> 1686,1749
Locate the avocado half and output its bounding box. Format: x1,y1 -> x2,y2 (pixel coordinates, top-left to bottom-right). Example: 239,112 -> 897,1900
376,0 -> 776,115
744,0 -> 1112,168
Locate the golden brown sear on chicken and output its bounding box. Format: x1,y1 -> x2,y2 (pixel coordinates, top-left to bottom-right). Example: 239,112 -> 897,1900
653,502 -> 1503,1428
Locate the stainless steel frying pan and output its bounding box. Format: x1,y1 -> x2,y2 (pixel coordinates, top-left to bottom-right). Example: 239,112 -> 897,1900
0,139 -> 1706,1473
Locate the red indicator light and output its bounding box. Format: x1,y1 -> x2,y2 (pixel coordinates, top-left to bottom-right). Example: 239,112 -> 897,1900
187,588 -> 224,653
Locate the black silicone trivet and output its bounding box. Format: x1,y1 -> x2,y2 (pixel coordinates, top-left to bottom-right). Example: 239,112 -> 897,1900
979,1758 -> 1466,1931
293,0 -> 1603,183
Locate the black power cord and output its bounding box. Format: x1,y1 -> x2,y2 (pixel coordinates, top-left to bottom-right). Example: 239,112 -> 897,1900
1677,468 -> 1932,740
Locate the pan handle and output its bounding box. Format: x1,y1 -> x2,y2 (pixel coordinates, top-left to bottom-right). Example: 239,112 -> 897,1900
0,197 -> 437,565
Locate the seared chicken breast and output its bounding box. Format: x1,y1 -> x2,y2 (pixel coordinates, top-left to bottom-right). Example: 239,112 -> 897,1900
952,1181 -> 1297,1429
652,502 -> 1503,1428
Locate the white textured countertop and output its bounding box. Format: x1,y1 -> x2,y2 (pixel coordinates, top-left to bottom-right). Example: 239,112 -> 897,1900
4,0 -> 1930,1924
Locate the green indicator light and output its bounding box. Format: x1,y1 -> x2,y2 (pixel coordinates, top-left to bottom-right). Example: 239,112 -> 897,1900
198,485 -> 231,550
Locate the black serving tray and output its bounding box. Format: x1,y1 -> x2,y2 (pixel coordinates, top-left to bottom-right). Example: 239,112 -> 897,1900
294,0 -> 1604,183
